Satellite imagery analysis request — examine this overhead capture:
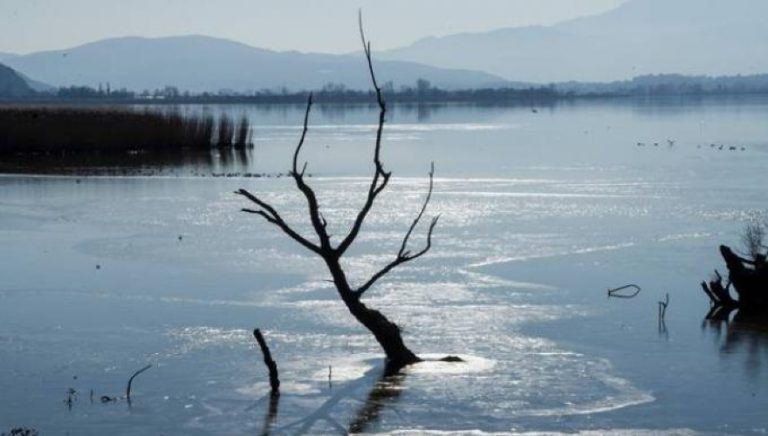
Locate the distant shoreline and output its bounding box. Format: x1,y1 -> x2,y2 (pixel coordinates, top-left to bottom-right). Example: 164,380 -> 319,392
6,72 -> 768,106
3,89 -> 768,107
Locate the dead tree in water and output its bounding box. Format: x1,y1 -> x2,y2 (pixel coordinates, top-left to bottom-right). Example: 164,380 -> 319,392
702,225 -> 768,316
236,18 -> 437,372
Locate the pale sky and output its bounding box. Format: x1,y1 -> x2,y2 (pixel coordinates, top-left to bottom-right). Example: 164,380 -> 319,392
0,0 -> 625,55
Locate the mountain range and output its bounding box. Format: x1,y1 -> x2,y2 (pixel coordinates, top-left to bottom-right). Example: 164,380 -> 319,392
1,0 -> 766,91
1,36 -> 505,93
382,0 -> 768,82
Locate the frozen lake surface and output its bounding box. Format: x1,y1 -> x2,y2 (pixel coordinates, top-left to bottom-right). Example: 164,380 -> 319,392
1,97 -> 768,435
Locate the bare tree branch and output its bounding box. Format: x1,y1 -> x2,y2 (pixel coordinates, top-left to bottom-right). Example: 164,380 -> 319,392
398,162 -> 435,257
236,188 -> 322,255
336,12 -> 392,256
359,11 -> 381,97
292,94 -> 313,175
288,94 -> 333,250
356,166 -> 439,297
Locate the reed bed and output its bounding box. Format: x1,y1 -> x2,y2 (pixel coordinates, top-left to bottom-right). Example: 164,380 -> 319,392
0,106 -> 252,156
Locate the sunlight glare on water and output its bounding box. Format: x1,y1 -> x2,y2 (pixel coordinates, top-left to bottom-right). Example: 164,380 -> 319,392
2,98 -> 768,434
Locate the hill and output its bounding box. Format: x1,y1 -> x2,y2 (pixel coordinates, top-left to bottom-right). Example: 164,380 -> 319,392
382,0 -> 768,82
3,35 -> 507,93
0,63 -> 35,98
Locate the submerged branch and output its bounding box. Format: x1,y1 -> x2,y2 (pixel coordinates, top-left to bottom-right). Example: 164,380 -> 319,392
126,364 -> 152,404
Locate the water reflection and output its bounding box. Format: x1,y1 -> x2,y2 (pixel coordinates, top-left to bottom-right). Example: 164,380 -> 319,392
704,308 -> 768,379
348,371 -> 406,434
261,365 -> 406,435
0,148 -> 255,176
258,394 -> 280,436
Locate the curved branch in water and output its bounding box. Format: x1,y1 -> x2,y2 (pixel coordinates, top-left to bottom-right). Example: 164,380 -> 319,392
126,364 -> 152,404
607,284 -> 641,299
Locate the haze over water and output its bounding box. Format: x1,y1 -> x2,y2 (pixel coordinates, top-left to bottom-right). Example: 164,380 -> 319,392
2,97 -> 768,434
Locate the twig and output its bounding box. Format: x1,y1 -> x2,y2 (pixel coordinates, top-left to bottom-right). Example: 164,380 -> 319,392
608,284 -> 641,298
658,293 -> 669,321
253,329 -> 280,396
126,364 -> 152,404
657,293 -> 670,338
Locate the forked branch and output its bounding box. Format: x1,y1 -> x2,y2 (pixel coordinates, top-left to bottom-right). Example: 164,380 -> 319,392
288,94 -> 332,250
238,12 -> 439,300
236,93 -> 331,254
356,164 -> 439,297
235,188 -> 322,255
336,11 -> 392,256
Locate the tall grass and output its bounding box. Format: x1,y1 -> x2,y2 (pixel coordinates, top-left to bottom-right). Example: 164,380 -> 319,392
234,116 -> 252,150
0,107 -> 252,156
216,115 -> 234,149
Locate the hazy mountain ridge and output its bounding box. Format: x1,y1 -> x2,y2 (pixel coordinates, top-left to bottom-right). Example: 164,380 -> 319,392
0,63 -> 35,98
382,0 -> 768,82
2,35 -> 507,93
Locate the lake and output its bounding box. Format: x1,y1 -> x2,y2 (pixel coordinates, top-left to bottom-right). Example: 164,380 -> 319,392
1,96 -> 768,435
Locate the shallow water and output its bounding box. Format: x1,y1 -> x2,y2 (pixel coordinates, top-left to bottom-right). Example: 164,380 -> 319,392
1,97 -> 768,435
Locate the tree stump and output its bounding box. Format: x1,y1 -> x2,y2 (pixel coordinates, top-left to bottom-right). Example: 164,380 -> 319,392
701,245 -> 768,315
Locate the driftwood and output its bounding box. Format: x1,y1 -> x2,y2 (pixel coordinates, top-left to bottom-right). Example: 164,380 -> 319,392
701,245 -> 768,314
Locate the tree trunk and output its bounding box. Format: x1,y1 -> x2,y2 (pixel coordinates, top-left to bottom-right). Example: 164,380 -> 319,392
341,294 -> 421,371
326,258 -> 421,372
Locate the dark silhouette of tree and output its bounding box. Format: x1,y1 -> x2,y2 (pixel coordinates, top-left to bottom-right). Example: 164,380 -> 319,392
236,16 -> 438,372
702,223 -> 768,315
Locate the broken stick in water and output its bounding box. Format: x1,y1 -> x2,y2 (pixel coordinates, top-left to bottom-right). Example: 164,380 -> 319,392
253,329 -> 280,396
658,293 -> 670,321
